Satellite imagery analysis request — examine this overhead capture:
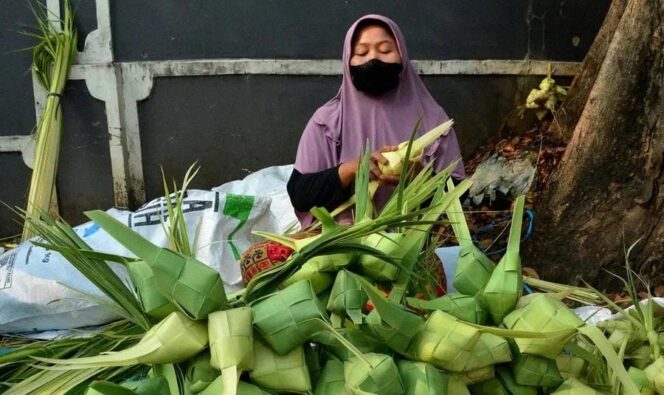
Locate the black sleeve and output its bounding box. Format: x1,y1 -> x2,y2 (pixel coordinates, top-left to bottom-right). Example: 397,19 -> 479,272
287,166 -> 354,212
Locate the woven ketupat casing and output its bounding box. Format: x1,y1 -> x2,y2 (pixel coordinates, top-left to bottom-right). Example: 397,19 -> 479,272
511,346 -> 563,388
314,359 -> 345,395
495,366 -> 537,395
208,307 -> 254,371
397,360 -> 447,395
125,260 -> 175,319
462,333 -> 512,371
344,353 -> 405,395
468,377 -> 509,395
453,244 -> 495,295
502,294 -> 582,359
550,378 -> 602,394
358,232 -> 404,281
327,270 -> 367,324
407,310 -> 481,372
312,328 -> 389,361
249,340 -> 312,393
252,280 -> 327,355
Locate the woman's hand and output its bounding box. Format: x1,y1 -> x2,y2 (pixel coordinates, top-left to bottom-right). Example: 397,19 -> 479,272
370,145 -> 400,184
338,145 -> 400,188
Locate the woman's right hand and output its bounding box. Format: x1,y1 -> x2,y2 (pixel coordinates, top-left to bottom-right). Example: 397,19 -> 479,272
338,145 -> 400,188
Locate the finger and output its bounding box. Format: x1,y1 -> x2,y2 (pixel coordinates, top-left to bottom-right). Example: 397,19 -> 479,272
371,152 -> 388,165
379,145 -> 399,153
379,175 -> 401,185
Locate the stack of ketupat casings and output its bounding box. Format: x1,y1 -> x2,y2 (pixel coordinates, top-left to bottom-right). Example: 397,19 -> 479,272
0,121 -> 649,395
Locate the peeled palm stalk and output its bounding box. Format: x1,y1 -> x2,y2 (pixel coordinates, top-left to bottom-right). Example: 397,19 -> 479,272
125,260 -> 176,319
185,351 -> 220,393
502,294 -> 582,358
86,210 -> 228,320
208,307 -> 254,395
481,195 -> 525,324
495,366 -> 537,395
327,270 -> 367,324
550,378 -> 601,394
397,360 -> 447,395
446,179 -> 495,295
35,312 -> 207,369
344,353 -> 405,395
251,280 -> 328,355
378,120 -> 454,176
555,354 -> 588,379
249,340 -> 312,393
407,293 -> 488,325
357,232 -> 405,281
626,367 -> 655,395
455,365 -> 495,385
468,377 -> 508,395
314,359 -> 345,395
462,333 -> 512,371
644,357 -> 664,394
406,310 -> 481,372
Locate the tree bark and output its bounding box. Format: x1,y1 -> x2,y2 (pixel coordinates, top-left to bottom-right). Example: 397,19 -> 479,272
524,0 -> 664,289
549,0 -> 628,142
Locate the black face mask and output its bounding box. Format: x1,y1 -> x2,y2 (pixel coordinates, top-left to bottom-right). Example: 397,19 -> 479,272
350,59 -> 403,96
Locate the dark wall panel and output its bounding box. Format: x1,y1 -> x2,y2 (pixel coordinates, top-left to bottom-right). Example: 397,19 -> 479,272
0,154 -> 31,239
57,80 -> 115,226
111,0 -> 609,62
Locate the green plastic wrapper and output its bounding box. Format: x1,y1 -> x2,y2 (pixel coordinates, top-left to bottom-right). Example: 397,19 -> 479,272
249,340 -> 312,393
208,307 -> 254,395
502,294 -> 582,359
397,360 -> 447,395
550,378 -> 601,394
327,270 -> 367,325
495,366 -> 537,395
344,353 -> 405,395
406,293 -> 488,325
406,310 -> 481,372
462,333 -> 511,371
125,260 -> 176,319
252,280 -> 328,355
481,196 -> 525,324
468,377 -> 509,395
357,232 -> 404,281
315,359 -> 345,395
86,210 -> 228,320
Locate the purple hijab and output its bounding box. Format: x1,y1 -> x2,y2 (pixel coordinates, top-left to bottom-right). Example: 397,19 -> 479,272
294,14 -> 464,226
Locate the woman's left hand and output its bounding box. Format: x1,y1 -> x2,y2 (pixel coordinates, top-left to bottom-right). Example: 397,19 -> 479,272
371,145 -> 400,185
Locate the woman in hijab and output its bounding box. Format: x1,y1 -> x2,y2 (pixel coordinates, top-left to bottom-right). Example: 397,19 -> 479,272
288,14 -> 464,227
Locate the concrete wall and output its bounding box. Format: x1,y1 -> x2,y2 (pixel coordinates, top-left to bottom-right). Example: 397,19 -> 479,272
0,0 -> 610,238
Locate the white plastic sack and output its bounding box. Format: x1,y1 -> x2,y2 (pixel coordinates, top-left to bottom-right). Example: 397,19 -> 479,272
0,172 -> 296,333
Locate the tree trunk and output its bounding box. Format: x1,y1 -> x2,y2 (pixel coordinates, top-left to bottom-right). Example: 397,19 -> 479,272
524,0 -> 664,289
